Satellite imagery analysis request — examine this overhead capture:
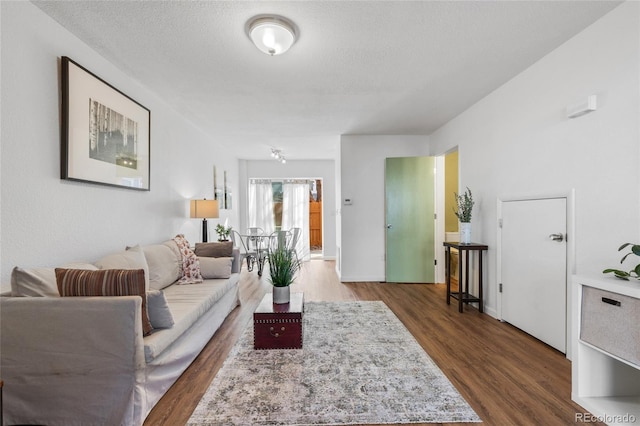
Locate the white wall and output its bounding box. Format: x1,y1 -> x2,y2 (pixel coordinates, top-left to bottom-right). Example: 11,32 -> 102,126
238,159 -> 337,259
339,135 -> 430,281
0,2 -> 239,289
429,1 -> 640,317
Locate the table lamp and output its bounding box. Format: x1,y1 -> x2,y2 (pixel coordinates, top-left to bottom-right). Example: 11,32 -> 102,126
190,199 -> 219,242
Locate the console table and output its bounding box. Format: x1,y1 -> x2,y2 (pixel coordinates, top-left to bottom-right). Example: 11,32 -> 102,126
444,242 -> 488,313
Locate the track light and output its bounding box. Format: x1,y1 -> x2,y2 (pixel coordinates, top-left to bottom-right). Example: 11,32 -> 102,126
270,148 -> 286,164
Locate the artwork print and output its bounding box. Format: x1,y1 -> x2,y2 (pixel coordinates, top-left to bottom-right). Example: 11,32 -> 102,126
89,100 -> 139,170
61,56 -> 150,190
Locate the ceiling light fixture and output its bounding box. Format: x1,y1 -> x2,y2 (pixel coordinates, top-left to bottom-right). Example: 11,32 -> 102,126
271,148 -> 286,164
247,15 -> 297,56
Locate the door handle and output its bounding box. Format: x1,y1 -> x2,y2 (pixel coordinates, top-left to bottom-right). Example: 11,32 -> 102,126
548,233 -> 564,242
387,224 -> 393,229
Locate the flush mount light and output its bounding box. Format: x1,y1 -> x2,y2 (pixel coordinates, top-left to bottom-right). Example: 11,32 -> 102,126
247,15 -> 297,56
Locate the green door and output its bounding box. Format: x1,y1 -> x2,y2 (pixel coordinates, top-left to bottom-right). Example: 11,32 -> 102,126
385,156 -> 435,283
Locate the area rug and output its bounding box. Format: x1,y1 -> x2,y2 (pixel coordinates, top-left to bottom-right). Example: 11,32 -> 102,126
188,301 -> 481,425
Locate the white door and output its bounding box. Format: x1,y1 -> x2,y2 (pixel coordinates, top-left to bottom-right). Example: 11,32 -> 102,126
501,197 -> 567,352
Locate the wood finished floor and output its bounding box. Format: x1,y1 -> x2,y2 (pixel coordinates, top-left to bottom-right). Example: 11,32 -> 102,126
145,260 -> 601,426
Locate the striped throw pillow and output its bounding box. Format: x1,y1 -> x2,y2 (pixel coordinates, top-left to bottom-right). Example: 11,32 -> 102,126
55,268 -> 153,336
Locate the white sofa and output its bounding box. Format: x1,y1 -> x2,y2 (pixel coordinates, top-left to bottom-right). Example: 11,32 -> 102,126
0,239 -> 241,426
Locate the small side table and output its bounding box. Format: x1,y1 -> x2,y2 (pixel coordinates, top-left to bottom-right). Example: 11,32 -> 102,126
444,242 -> 488,313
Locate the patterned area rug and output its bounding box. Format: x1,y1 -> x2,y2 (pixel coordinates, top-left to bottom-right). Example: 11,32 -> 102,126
188,301 -> 481,425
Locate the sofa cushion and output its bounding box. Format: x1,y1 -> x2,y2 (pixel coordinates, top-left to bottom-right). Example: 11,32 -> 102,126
194,241 -> 233,258
143,242 -> 181,290
11,263 -> 98,297
199,257 -> 233,279
55,268 -> 153,336
143,273 -> 239,362
147,290 -> 174,329
95,245 -> 150,292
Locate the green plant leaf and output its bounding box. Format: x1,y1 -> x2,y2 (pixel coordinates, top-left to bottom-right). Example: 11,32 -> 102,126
632,245 -> 640,256
603,268 -> 630,280
618,243 -> 633,251
620,252 -> 633,264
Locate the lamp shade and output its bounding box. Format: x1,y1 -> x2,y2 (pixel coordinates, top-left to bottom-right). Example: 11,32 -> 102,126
247,16 -> 297,56
190,199 -> 219,219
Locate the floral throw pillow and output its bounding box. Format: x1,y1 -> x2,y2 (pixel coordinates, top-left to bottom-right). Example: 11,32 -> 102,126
173,234 -> 203,284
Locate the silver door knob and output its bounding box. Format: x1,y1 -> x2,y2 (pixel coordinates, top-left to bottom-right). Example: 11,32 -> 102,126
549,233 -> 564,242
387,224 -> 393,229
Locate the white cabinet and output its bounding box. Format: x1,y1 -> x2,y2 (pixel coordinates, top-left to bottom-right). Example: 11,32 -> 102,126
572,275 -> 640,425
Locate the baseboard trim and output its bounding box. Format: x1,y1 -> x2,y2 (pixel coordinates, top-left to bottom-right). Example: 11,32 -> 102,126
338,275 -> 386,283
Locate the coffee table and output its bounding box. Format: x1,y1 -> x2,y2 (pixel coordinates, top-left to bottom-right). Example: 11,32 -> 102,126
253,292 -> 303,350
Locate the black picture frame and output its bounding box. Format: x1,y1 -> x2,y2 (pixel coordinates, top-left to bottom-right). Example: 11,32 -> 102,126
61,56 -> 150,190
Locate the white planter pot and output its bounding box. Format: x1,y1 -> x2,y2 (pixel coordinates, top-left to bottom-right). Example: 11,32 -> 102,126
460,222 -> 472,244
272,286 -> 291,304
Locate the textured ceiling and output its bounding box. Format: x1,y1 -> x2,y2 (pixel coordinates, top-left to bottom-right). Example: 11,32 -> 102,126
33,1 -> 621,160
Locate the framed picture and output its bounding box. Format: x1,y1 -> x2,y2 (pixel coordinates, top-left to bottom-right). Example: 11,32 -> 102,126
213,165 -> 225,209
225,189 -> 232,210
61,56 -> 150,190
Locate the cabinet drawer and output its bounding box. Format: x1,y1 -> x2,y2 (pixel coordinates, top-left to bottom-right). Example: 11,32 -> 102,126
581,286 -> 640,367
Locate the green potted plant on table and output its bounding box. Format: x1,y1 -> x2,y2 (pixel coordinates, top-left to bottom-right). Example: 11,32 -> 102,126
268,246 -> 301,304
603,243 -> 640,281
454,187 -> 474,244
215,224 -> 231,242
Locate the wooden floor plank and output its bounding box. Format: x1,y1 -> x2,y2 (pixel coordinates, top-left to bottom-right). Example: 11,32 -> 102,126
144,260 -> 601,426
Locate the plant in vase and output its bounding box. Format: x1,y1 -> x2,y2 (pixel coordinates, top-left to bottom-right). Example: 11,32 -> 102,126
268,246 -> 301,304
454,187 -> 474,244
603,243 -> 640,281
215,224 -> 231,241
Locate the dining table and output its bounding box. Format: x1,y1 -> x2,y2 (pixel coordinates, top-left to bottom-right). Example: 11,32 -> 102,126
240,230 -> 293,276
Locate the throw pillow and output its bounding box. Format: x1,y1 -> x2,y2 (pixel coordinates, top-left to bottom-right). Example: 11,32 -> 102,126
55,268 -> 153,336
11,263 -> 98,297
199,257 -> 233,279
95,245 -> 150,292
142,243 -> 181,290
146,290 -> 174,329
194,241 -> 233,258
173,234 -> 203,284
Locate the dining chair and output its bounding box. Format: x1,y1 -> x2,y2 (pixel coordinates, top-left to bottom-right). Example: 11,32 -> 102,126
261,230 -> 294,276
230,230 -> 256,272
268,229 -> 292,252
246,227 -> 267,275
289,227 -> 301,262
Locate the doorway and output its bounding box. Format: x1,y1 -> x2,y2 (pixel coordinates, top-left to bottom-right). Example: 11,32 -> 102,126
249,178 -> 321,261
309,179 -> 323,257
498,194 -> 574,354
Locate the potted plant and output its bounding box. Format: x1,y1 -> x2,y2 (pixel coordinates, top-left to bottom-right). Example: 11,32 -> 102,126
268,246 -> 301,304
215,224 -> 231,241
603,243 -> 640,281
454,187 -> 474,244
